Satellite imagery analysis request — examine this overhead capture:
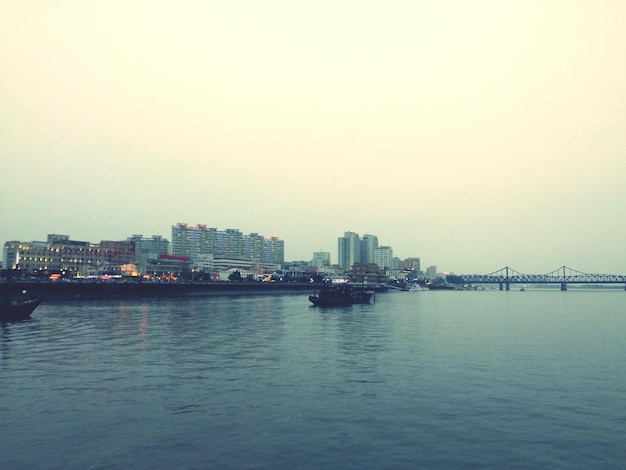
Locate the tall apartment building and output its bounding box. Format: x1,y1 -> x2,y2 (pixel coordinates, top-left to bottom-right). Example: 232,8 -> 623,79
374,246 -> 394,270
338,231 -> 361,271
243,233 -> 265,263
171,223 -> 217,260
264,236 -> 284,265
337,231 -> 394,272
171,223 -> 284,269
215,229 -> 244,258
360,234 -> 379,264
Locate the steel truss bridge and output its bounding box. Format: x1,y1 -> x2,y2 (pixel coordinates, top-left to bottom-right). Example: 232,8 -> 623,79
455,266 -> 626,291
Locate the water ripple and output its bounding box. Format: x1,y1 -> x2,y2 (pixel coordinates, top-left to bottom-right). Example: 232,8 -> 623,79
1,292 -> 625,469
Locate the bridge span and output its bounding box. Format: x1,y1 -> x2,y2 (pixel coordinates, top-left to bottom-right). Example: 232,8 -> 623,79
455,266 -> 626,291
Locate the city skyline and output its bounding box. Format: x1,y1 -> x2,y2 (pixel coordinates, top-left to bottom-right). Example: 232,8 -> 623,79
3,225 -> 625,277
2,2 -> 625,274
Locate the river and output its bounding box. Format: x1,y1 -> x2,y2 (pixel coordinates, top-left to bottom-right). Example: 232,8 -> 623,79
1,289 -> 624,469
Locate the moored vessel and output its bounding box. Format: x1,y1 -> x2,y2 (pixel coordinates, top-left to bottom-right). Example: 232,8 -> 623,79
309,284 -> 374,307
0,296 -> 42,322
1,256 -> 43,321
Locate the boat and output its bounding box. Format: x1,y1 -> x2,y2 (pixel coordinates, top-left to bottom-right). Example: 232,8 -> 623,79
309,284 -> 374,307
386,280 -> 410,291
1,259 -> 43,321
425,280 -> 458,290
350,288 -> 376,304
1,296 -> 42,322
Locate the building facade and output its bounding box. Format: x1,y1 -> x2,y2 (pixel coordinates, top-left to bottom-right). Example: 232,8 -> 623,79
426,266 -> 438,279
360,234 -> 379,264
374,246 -> 394,270
311,251 -> 331,268
171,223 -> 284,271
3,234 -> 137,277
348,262 -> 387,285
337,231 -> 399,272
127,234 -> 170,274
399,257 -> 421,273
263,236 -> 284,266
338,231 -> 361,271
171,223 -> 217,260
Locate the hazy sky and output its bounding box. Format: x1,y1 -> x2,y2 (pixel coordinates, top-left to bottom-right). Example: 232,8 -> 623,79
2,1 -> 625,274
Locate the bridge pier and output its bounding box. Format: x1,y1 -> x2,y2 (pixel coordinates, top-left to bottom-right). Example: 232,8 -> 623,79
560,282 -> 567,291
499,282 -> 503,291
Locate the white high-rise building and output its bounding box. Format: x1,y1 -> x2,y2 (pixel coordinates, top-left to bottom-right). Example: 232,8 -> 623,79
172,223 -> 284,267
338,231 -> 361,271
374,246 -> 394,270
171,223 -> 217,261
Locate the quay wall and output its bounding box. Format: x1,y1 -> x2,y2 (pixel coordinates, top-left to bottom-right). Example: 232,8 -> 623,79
1,281 -> 319,301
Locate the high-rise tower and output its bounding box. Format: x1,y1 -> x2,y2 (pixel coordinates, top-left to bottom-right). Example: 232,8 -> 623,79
338,231 -> 361,271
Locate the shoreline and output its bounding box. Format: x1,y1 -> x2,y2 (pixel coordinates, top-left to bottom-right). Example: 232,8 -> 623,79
3,280 -> 317,301
2,280 -> 384,301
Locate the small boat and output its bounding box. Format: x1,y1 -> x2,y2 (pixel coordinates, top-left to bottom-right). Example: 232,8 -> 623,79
309,284 -> 374,307
1,297 -> 42,322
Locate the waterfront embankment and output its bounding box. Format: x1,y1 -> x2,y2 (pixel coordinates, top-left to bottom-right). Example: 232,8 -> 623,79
1,280 -> 322,301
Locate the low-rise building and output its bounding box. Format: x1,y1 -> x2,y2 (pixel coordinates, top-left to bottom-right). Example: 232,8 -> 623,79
3,234 -> 136,278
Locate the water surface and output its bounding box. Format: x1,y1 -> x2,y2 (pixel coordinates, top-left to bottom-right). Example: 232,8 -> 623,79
1,290 -> 624,469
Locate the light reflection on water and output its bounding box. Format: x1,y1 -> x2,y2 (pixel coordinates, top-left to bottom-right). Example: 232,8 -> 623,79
1,291 -> 625,469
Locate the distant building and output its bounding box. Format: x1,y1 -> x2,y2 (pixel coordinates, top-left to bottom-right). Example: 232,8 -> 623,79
311,251 -> 331,268
215,228 -> 244,258
360,234 -> 379,264
348,263 -> 387,285
171,223 -> 284,271
212,258 -> 279,279
146,254 -> 191,278
338,231 -> 361,271
374,246 -> 394,270
3,234 -> 136,277
385,256 -> 402,280
263,236 -> 285,266
99,240 -> 137,272
128,234 -> 170,273
337,231 -> 401,273
400,257 -> 421,273
243,232 -> 265,264
426,266 -> 438,279
171,223 -> 217,260
194,253 -> 214,273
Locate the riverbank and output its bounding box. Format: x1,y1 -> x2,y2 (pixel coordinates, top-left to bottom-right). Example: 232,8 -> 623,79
1,280 -> 321,300
1,280 -> 387,301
